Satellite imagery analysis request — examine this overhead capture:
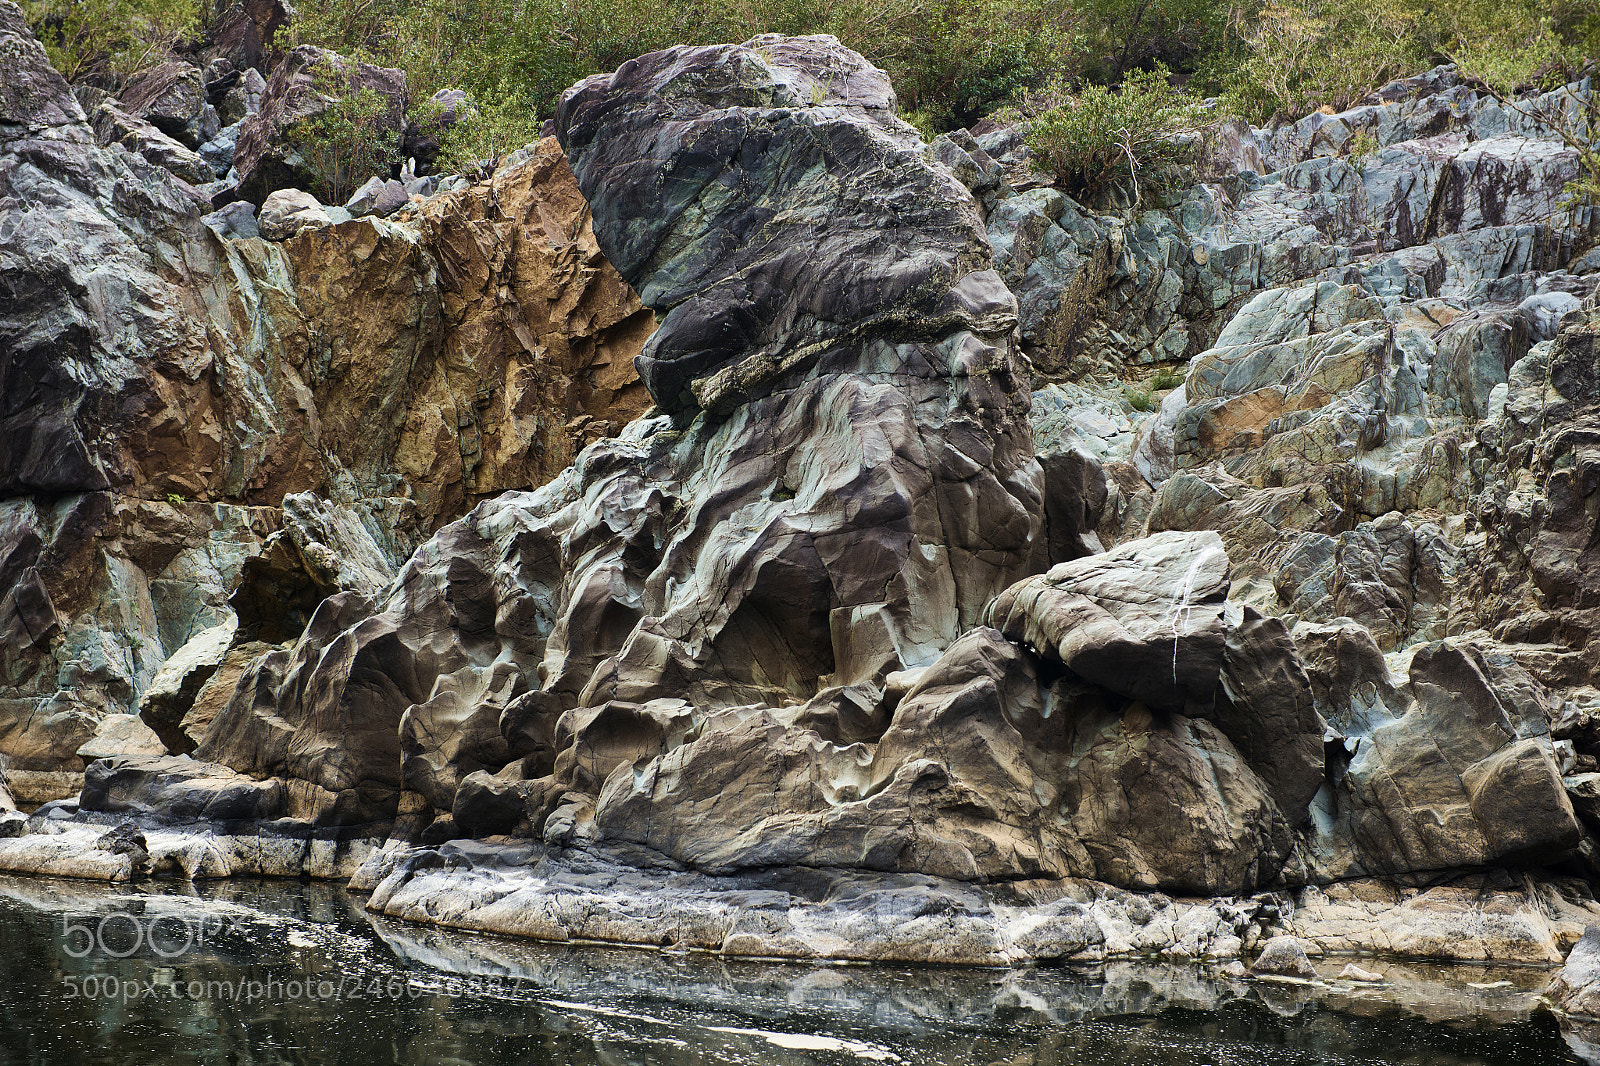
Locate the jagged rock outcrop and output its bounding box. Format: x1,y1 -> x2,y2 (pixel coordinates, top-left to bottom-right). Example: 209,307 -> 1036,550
179,34 -> 1043,839
87,99 -> 213,184
0,2 -> 650,793
978,70 -> 1595,631
6,15 -> 1600,970
118,59 -> 211,148
283,137 -> 653,519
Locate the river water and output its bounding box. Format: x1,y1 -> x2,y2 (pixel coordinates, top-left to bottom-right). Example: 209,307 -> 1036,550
0,873 -> 1591,1065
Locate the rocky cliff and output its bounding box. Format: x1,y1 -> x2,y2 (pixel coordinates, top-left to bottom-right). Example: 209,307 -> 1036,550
0,0 -> 650,804
5,19 -> 1600,968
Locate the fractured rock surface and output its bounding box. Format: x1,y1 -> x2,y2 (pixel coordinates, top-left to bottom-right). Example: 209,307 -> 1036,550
6,13 -> 1600,971
0,0 -> 651,776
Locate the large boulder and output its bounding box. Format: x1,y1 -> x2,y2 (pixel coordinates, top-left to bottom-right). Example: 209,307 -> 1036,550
257,187 -> 334,239
593,626 -> 1293,894
118,60 -> 208,147
1305,639 -> 1584,879
80,754 -> 285,822
231,45 -> 407,206
88,100 -> 213,185
984,530 -> 1228,712
557,34 -> 1012,421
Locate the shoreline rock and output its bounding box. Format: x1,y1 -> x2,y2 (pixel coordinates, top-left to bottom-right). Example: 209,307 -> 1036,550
8,12 -> 1600,990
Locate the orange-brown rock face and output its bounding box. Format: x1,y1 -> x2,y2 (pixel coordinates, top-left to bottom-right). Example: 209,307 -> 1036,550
0,0 -> 650,781
282,138 -> 653,527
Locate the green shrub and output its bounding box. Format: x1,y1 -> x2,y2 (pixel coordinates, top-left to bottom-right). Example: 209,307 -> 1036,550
1080,0 -> 1233,83
427,88 -> 543,178
291,59 -> 394,203
279,0 -> 1088,141
815,0 -> 1086,131
1124,385 -> 1155,410
1150,365 -> 1184,390
1222,0 -> 1436,124
22,0 -> 199,84
1026,65 -> 1204,200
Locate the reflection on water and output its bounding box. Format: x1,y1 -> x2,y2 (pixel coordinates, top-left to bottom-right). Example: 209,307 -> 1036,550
0,873 -> 1585,1066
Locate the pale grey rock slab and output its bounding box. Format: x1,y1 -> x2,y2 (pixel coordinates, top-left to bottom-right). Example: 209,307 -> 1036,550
257,188 -> 331,240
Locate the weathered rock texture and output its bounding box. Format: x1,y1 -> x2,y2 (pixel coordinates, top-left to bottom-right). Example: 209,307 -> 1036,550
7,17 -> 1600,971
0,1 -> 649,794
176,34 -> 1043,848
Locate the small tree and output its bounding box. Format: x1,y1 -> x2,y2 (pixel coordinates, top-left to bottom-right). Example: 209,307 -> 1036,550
291,59 -> 394,204
22,0 -> 198,84
426,86 -> 541,179
1026,65 -> 1204,202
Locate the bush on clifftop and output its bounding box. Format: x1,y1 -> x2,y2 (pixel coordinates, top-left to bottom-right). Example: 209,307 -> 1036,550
19,0 -> 1599,181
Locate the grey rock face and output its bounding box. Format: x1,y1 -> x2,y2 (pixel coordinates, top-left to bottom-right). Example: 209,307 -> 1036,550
118,60 -> 206,147
1553,925 -> 1600,1019
0,1 -> 648,806
0,10 -> 320,503
200,199 -> 258,239
88,100 -> 213,184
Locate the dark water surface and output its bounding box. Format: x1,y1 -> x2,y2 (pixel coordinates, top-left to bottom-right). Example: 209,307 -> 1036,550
0,873 -> 1589,1065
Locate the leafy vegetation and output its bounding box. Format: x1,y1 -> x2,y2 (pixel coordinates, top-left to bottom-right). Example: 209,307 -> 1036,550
1150,365 -> 1184,390
1025,65 -> 1204,200
291,59 -> 395,203
19,0 -> 1599,199
1223,0 -> 1600,125
423,89 -> 540,179
1222,0 -> 1436,123
21,0 -> 197,84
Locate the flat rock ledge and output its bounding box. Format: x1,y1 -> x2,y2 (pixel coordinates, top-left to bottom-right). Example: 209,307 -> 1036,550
348,839 -> 1599,967
0,817 -> 376,881
0,818 -> 1594,966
